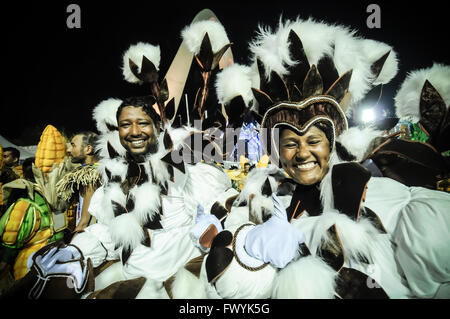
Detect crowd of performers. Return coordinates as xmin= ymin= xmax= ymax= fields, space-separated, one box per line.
xmin=0 ymin=9 xmax=449 ymax=299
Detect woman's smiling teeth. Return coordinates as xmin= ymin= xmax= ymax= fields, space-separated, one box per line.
xmin=295 ymin=162 xmax=317 ymax=170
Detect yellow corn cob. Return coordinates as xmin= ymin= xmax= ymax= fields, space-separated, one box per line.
xmin=26 ymin=227 xmax=52 ymax=246
xmin=13 ymin=241 xmax=48 ymax=280
xmin=35 ymin=125 xmax=66 ymax=173
xmin=2 ymin=201 xmax=37 ymax=245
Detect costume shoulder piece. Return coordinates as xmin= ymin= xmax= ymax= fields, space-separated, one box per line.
xmin=56 ymin=164 xmax=102 ymax=203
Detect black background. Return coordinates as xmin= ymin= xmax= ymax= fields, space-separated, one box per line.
xmin=1 ymin=0 xmax=448 ymax=146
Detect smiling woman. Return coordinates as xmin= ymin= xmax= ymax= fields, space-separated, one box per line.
xmin=279 ymin=125 xmax=330 ymax=186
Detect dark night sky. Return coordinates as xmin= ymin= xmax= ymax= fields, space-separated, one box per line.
xmin=1 ymin=0 xmax=449 ymax=146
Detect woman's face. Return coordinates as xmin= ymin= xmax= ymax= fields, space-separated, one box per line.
xmin=279 ymin=126 xmax=331 ymax=185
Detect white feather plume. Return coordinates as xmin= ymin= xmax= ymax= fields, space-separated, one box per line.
xmin=122 ymin=42 xmax=161 ymax=83
xmin=337 ymin=126 xmax=382 ymax=162
xmin=272 ymin=255 xmax=337 ymax=298
xmin=95 ymin=131 xmax=127 ymax=159
xmin=129 ymin=181 xmax=161 ymax=225
xmin=308 ymin=210 xmax=383 ymax=264
xmin=109 ymin=213 xmax=144 ymax=250
xmin=394 ymin=63 xmax=450 ymax=122
xmin=215 ymin=63 xmax=257 ymax=106
xmin=181 ymin=20 xmax=230 ymax=55
xmin=249 ymin=16 xmax=397 ymax=107
xmin=92 ymin=98 xmax=123 ymax=133
xmin=359 ymin=39 xmax=399 ymax=85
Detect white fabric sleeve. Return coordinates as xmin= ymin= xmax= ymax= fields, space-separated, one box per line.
xmin=71 ymin=223 xmax=119 ymax=268
xmin=394 ymin=186 xmax=450 ymax=298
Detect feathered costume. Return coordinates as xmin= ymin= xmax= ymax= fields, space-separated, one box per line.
xmin=177 ymin=17 xmax=450 ymax=299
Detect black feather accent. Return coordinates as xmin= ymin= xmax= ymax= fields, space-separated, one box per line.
xmin=251 ymin=88 xmax=273 ymax=117
xmin=140 ymin=55 xmax=159 ymax=83
xmin=107 ymin=142 xmax=120 ymax=159
xmin=317 ymin=54 xmax=340 ymax=92
xmin=420 ymin=80 xmax=446 ymax=138
xmin=318 ymin=224 xmax=344 ymax=272
xmin=211 ymin=43 xmax=233 ymax=71
xmin=370 ymin=50 xmax=391 ymax=82
xmin=141 ymin=228 xmax=151 ymax=247
xmin=325 ymin=70 xmax=353 ymax=102
xmin=112 ymin=200 xmax=127 ymax=217
xmin=197 ymin=33 xmax=213 ymax=71
xmin=211 ymin=230 xmax=233 ymax=249
xmin=336 ymin=268 xmax=389 ymax=299
xmin=161 ymin=152 xmax=186 ymax=174
xmin=302 ymin=65 xmax=323 ymax=97
xmin=210 ymin=202 xmax=228 ymax=220
xmin=164 ymin=98 xmax=175 ymax=122
xmin=261 ymin=177 xmax=272 ymax=196
xmin=121 ymin=246 xmax=133 ymax=265
xmin=286 ymin=29 xmax=310 ymax=92
xmin=335 ymin=141 xmax=357 ymax=161
xmin=105 ymin=167 xmax=112 ymax=181
xmin=105 ymin=123 xmax=118 ymax=131
xmin=143 ymin=214 xmax=163 ymax=230
xmin=126 ymin=194 xmax=135 ymax=213
xmin=163 ymin=130 xmax=174 ymax=150
xmin=205 ymin=246 xmax=233 ymax=283
xmin=225 ymin=95 xmax=247 ymax=128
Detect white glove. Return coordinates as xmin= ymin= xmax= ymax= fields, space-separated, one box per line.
xmin=244 ymin=193 xmax=306 ymax=268
xmin=190 ymin=204 xmax=223 ymax=252
xmin=32 ymin=244 xmax=88 ymax=291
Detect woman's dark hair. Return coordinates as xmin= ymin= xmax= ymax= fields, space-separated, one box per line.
xmin=278 ymin=120 xmax=334 ymax=150
xmin=116 ymin=96 xmax=161 ymax=125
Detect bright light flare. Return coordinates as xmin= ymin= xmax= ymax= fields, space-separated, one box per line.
xmin=361 ymin=108 xmax=375 ymax=123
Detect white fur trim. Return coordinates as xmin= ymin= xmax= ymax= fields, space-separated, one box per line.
xmin=181 ymin=20 xmax=230 ymax=55
xmin=394 ymin=63 xmax=450 ymax=122
xmin=237 ymin=164 xmax=280 ymax=205
xmin=337 ymin=126 xmax=382 ymax=162
xmin=308 ymin=210 xmax=382 ymax=264
xmin=96 ymin=131 xmax=127 ymax=159
xmin=92 ymin=98 xmax=122 ymax=133
xmin=171 ymin=267 xmax=207 ymax=299
xmin=359 ymin=39 xmax=398 ymax=85
xmin=272 ymin=255 xmax=337 ymax=298
xmin=97 ymin=157 xmax=128 ymax=182
xmin=319 ymin=150 xmax=343 ymax=212
xmin=215 ymin=64 xmax=257 ymax=106
xmin=122 ymin=42 xmax=161 ymax=83
xmin=129 ymin=181 xmax=161 ymax=225
xmin=109 ymin=213 xmax=144 ymax=250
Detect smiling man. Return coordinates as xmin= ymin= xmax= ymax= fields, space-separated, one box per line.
xmin=116 ymin=96 xmax=159 ymax=158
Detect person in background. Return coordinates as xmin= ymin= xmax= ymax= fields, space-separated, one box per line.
xmin=56 ymin=131 xmax=101 ymax=233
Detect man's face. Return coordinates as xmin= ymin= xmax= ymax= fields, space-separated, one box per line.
xmin=67 ymin=135 xmax=87 ymax=164
xmin=3 ymin=151 xmax=18 ymax=167
xmin=118 ymin=106 xmax=157 ymax=156
xmin=244 ymin=164 xmax=250 ymax=173
xmin=279 ymin=126 xmax=331 ymax=186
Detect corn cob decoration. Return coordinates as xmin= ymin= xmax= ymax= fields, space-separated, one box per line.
xmin=35 ymin=125 xmax=66 ymax=174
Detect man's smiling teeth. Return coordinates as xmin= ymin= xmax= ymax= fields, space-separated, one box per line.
xmin=131 ymin=140 xmax=145 ymax=146
xmin=296 ymin=162 xmax=316 ymax=169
